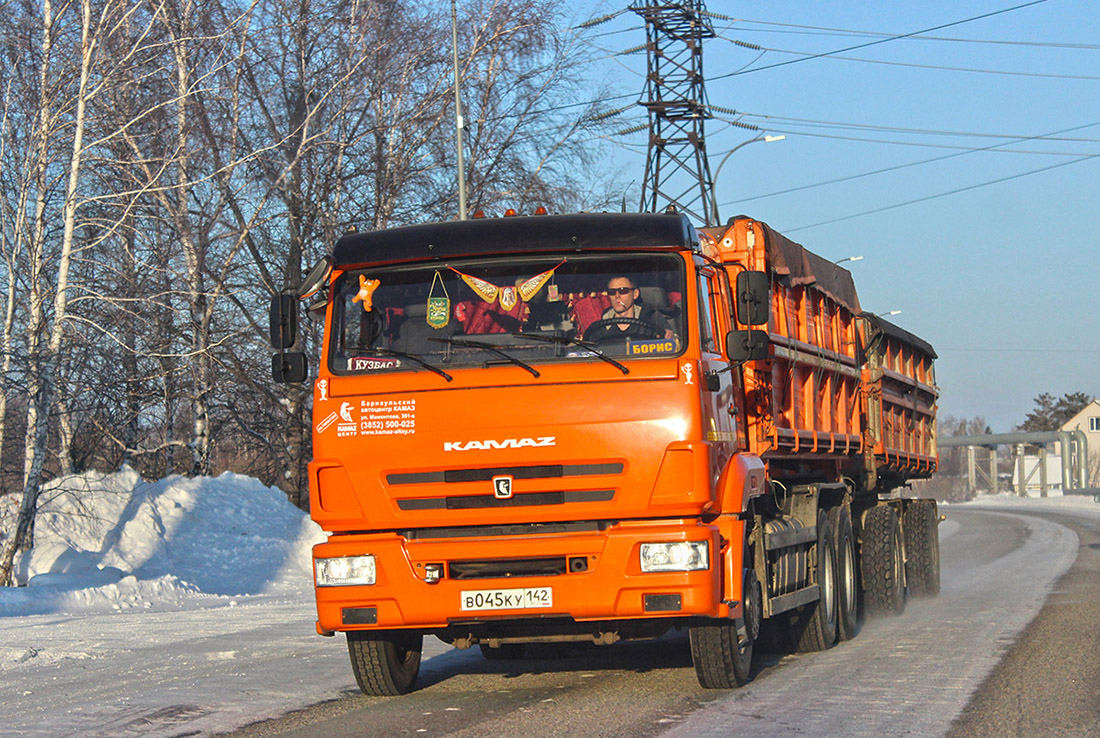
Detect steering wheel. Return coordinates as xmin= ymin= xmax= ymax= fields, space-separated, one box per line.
xmin=584 ymin=316 xmax=666 ymax=341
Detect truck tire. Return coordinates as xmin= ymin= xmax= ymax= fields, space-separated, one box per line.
xmin=828 ymin=505 xmax=858 ymax=641
xmin=903 ymin=500 xmax=941 ymax=597
xmin=795 ymin=508 xmax=838 ymax=652
xmin=479 ymin=643 xmax=526 ymax=660
xmin=690 ymin=570 xmax=760 ymax=688
xmin=347 ymin=630 xmax=423 ymax=696
xmin=861 ymin=505 xmax=905 ymax=618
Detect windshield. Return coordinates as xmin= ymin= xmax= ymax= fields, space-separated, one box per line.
xmin=329 ymin=253 xmax=686 ymax=376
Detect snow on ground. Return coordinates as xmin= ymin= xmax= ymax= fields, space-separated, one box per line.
xmin=949 ymin=488 xmax=1100 ymax=513
xmin=2 ymin=471 xmax=1099 ymax=737
xmin=2 ymin=468 xmax=323 ymax=611
xmin=0 ymin=469 xmax=374 ymax=737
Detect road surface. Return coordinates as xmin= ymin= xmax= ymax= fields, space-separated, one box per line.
xmin=229 ymin=503 xmax=1100 ymax=737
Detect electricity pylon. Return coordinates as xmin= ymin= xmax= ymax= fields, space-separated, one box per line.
xmin=631 ymin=0 xmax=717 ymax=225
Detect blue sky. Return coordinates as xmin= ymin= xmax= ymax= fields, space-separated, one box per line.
xmin=577 ymin=1 xmax=1100 ymax=431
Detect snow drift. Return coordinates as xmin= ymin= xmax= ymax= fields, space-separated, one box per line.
xmin=0 ymin=468 xmax=324 ymax=617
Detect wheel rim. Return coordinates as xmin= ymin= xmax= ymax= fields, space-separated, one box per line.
xmin=822 ymin=534 xmax=836 ymax=629
xmin=893 ymin=520 xmax=905 ymax=597
xmin=839 ymin=528 xmax=856 ymax=617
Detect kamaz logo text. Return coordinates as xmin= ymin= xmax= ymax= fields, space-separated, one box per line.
xmin=444 ymin=437 xmax=556 ymax=452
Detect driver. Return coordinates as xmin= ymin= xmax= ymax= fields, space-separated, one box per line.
xmin=584 ymin=276 xmax=675 ymax=342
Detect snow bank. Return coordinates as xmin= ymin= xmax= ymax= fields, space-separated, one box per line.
xmin=0 ymin=468 xmax=324 ymax=617
xmin=950 ymin=490 xmax=1100 ymax=511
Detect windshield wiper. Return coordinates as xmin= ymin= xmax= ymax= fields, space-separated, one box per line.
xmin=348 ymin=347 xmax=452 ymax=382
xmin=511 ymin=332 xmax=629 ymax=375
xmin=429 ymin=337 xmax=540 ymax=378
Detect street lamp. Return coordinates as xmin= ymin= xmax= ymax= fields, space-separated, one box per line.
xmin=833 ymin=256 xmax=864 ymax=265
xmin=882 ymin=310 xmax=902 ymax=317
xmin=451 ymin=0 xmax=467 ymax=220
xmin=711 ymin=134 xmax=785 ymax=224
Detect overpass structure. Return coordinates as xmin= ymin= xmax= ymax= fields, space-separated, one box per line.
xmin=939 ymin=430 xmax=1096 ymax=499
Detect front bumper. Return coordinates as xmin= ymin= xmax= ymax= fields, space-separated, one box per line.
xmin=313 ymin=518 xmax=726 ymax=633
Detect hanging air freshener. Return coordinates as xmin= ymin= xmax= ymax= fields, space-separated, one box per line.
xmin=426 ymin=271 xmax=451 ymax=328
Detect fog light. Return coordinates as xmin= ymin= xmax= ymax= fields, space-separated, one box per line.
xmin=424 ymin=564 xmax=444 ymax=583
xmin=315 ymin=555 xmax=376 ymax=586
xmin=639 ymin=541 xmax=708 ymax=572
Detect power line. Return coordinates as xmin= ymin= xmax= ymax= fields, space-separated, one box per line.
xmin=783 ymin=152 xmax=1100 ymax=232
xmin=711 ymin=17 xmax=1100 ymax=51
xmin=709 ymin=0 xmax=1051 ymax=81
xmin=729 ymin=113 xmax=1100 ymax=143
xmin=719 ymin=38 xmax=1100 ymax=81
xmin=712 ymin=117 xmax=1100 ymax=154
xmin=938 ymin=348 xmax=1100 ymax=354
xmin=718 ymin=120 xmax=1100 ymax=206
xmin=730 ymin=127 xmax=1098 ymax=154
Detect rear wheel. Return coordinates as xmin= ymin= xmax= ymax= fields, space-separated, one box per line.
xmin=795 ymin=508 xmax=838 ymax=651
xmin=861 ymin=505 xmax=905 ymax=617
xmin=904 ymin=500 xmax=941 ymax=597
xmin=347 ymin=630 xmax=423 ymax=696
xmin=690 ymin=569 xmax=760 ymax=688
xmin=829 ymin=505 xmax=858 ymax=641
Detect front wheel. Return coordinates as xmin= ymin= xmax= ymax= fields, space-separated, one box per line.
xmin=690 ymin=570 xmax=761 ymax=688
xmin=347 ymin=630 xmax=423 ymax=696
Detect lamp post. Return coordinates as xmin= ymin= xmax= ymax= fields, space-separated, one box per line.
xmin=833 ymin=256 xmax=864 ymax=265
xmin=711 ymin=134 xmax=785 ymax=224
xmin=451 ymin=0 xmax=467 ymax=220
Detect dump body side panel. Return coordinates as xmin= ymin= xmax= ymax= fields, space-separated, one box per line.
xmin=858 ymin=313 xmax=939 ymax=487
xmin=705 ymin=218 xmax=937 ymax=490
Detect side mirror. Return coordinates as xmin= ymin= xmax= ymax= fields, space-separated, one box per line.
xmin=726 ymin=329 xmax=770 ymax=362
xmin=735 ymin=271 xmax=769 ymax=326
xmin=270 ymin=294 xmax=298 ymax=349
xmin=298 ymin=255 xmax=334 ymax=299
xmin=272 ymin=352 xmax=308 ymax=383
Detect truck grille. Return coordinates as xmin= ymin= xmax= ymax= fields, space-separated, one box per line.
xmin=397 ymin=489 xmax=613 ymax=511
xmin=387 ymin=462 xmax=623 ymax=485
xmin=449 ymin=557 xmax=567 ymax=579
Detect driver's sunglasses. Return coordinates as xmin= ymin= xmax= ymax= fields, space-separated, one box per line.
xmin=606 ymin=287 xmax=634 ymax=296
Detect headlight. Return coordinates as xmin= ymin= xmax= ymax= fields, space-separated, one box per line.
xmin=639 ymin=541 xmax=709 ymax=572
xmin=315 ymin=555 xmax=376 ymax=586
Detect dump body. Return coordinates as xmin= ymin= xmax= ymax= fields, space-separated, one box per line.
xmin=702 ymin=217 xmax=938 ymax=493
xmin=858 ymin=313 xmax=939 ymax=488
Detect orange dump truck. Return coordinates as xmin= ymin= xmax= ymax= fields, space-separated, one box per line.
xmin=270 ymin=212 xmax=939 ymax=694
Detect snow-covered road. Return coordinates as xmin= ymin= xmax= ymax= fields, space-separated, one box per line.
xmin=2 ymin=469 xmax=1097 ymax=737
xmin=668 ymin=506 xmax=1080 ymax=737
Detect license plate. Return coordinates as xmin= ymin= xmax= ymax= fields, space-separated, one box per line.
xmin=460 ymin=587 xmax=553 ymax=612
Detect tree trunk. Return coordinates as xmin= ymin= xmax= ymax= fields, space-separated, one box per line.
xmin=1 ymin=0 xmax=91 ymax=585
xmin=0 ymin=0 xmax=58 ymax=587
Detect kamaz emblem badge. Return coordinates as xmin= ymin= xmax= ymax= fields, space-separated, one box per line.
xmin=493 ymin=475 xmax=514 ymax=499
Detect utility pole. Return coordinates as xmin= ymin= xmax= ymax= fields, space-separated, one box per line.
xmin=451 ymin=0 xmax=467 ymax=220
xmin=632 ymin=0 xmax=716 ymax=225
